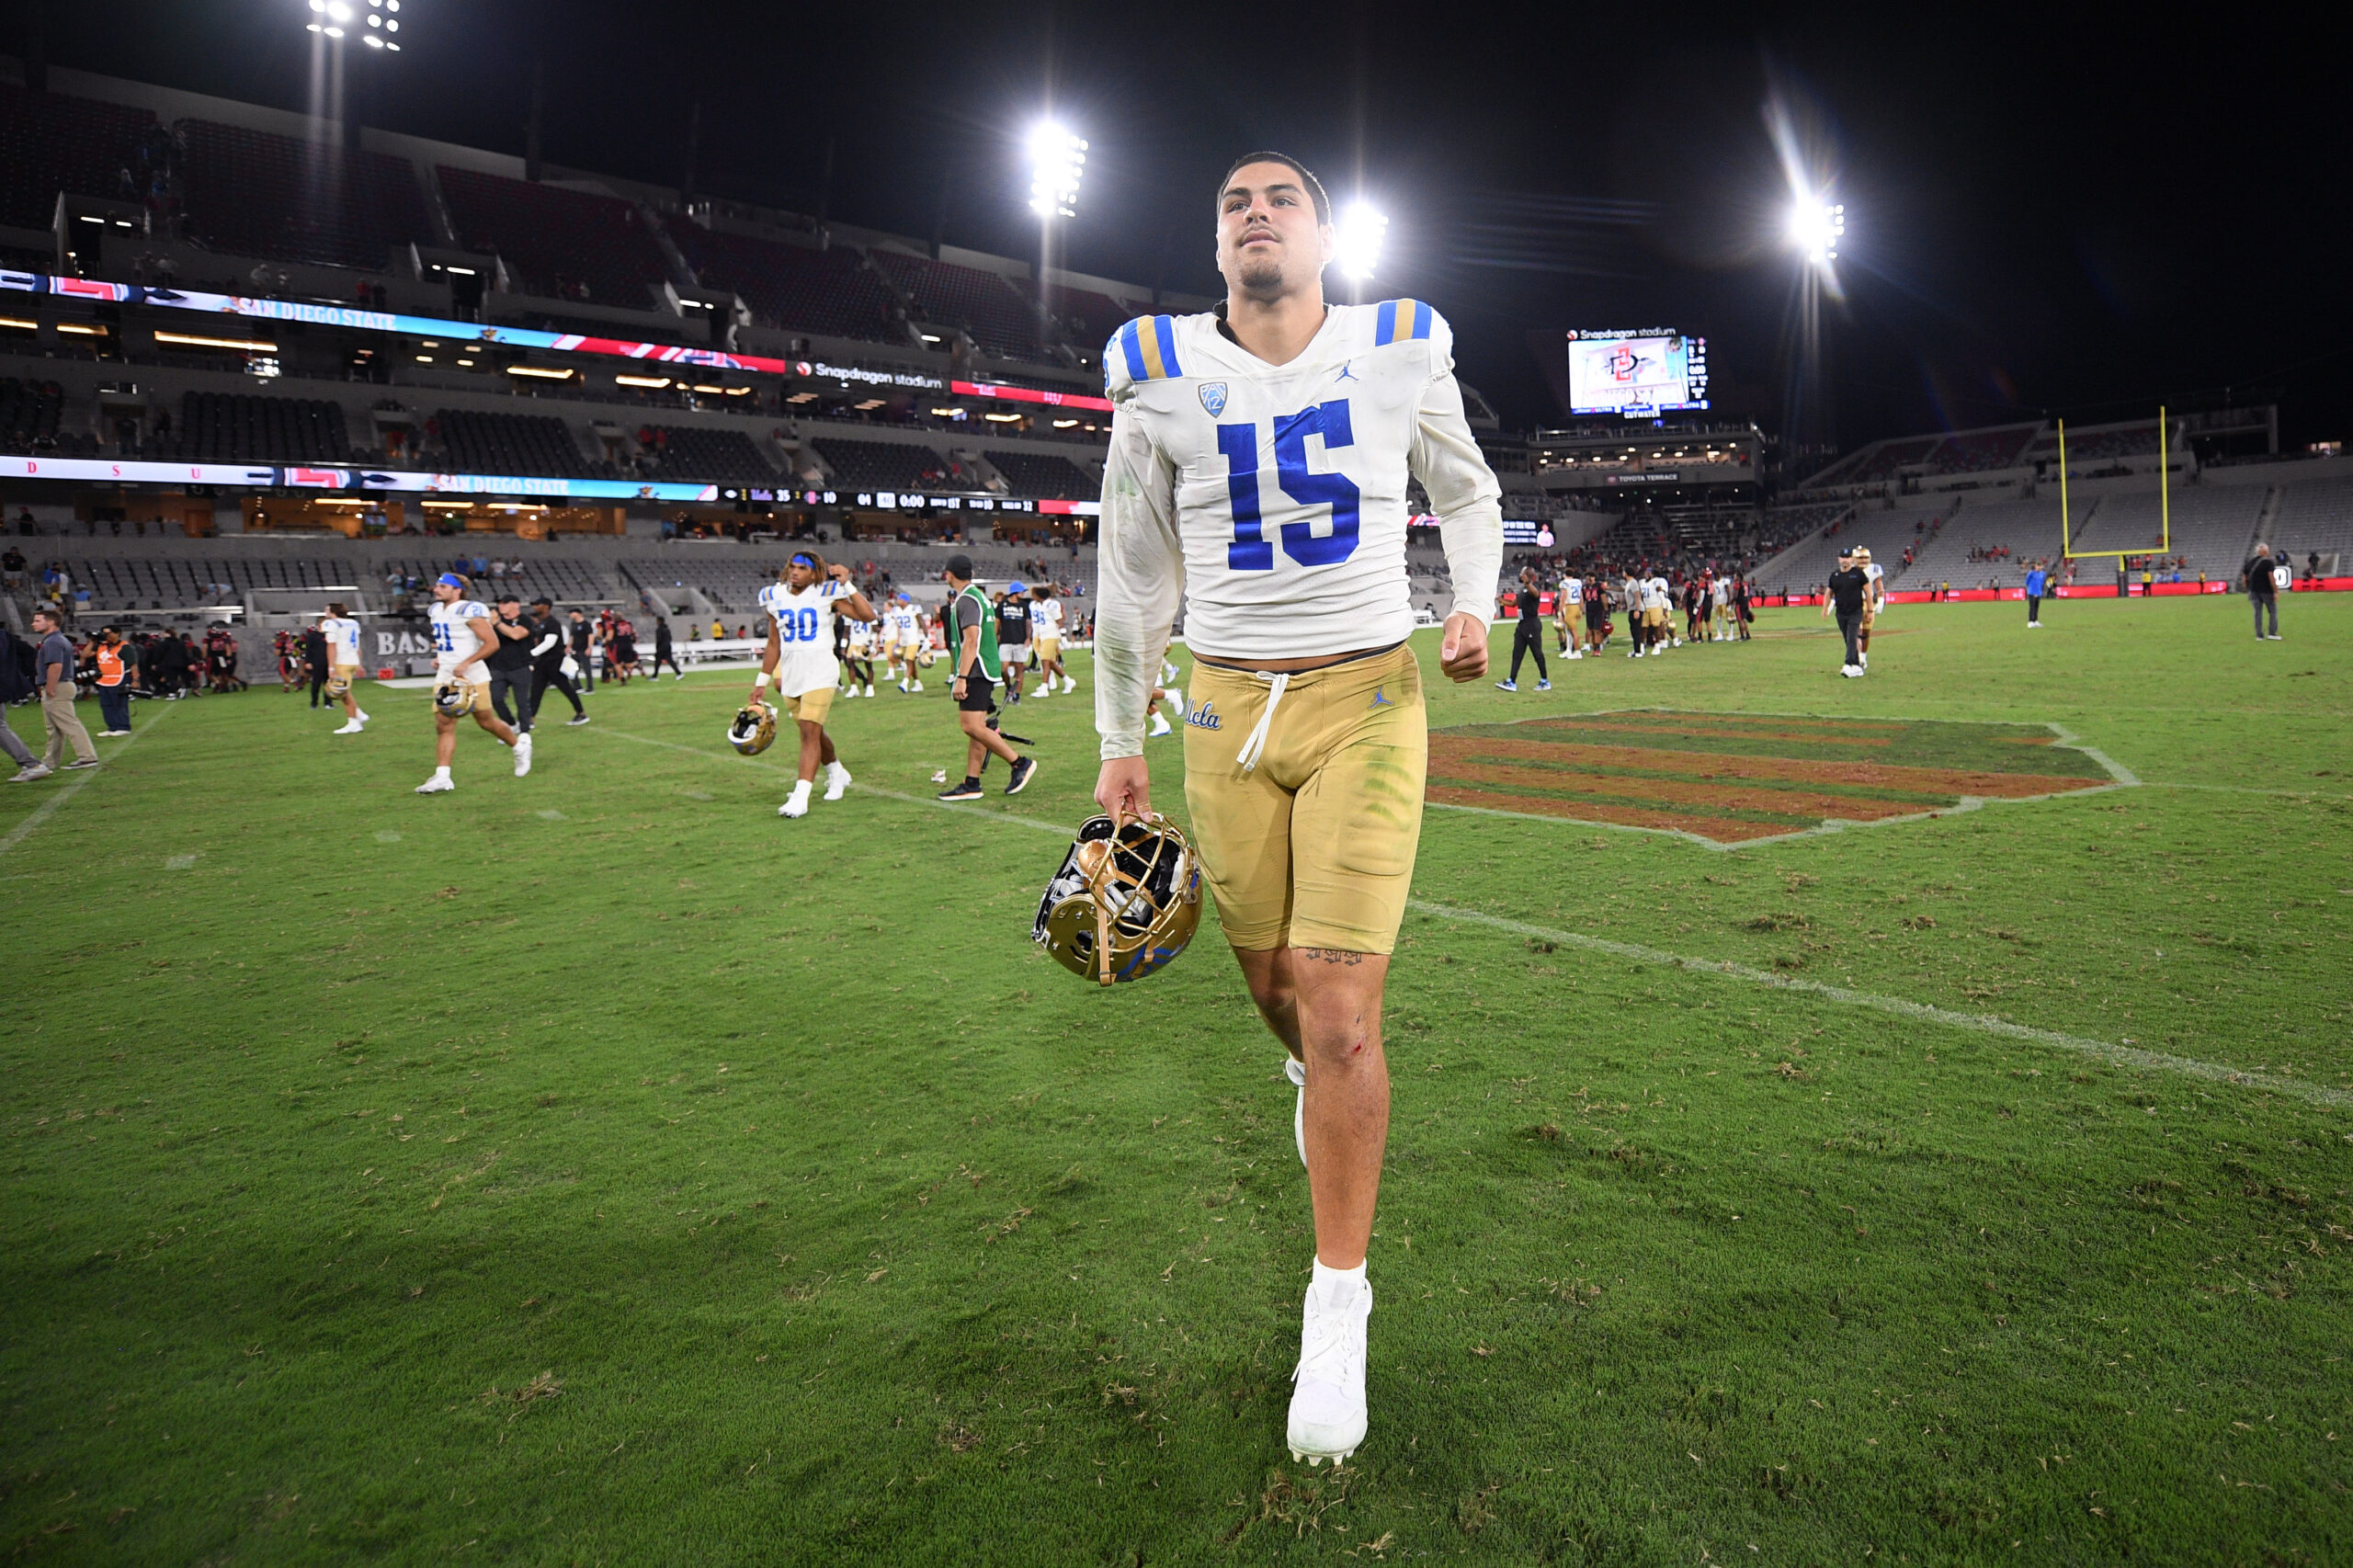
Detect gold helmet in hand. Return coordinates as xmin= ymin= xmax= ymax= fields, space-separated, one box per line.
xmin=1033 ymin=812 xmax=1201 ymax=985
xmin=727 ymin=701 xmax=779 ymax=756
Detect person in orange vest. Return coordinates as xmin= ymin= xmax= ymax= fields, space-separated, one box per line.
xmin=92 ymin=625 xmax=135 ymax=736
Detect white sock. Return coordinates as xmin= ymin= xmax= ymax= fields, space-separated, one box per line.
xmin=1311 ymin=1258 xmax=1367 ymax=1306
xmin=790 ymin=778 xmax=812 ymax=800
xmin=434 ymin=766 xmax=451 ymax=779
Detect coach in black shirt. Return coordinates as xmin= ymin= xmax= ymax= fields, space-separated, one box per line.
xmin=567 ymin=608 xmax=596 ymax=691
xmin=529 ymin=596 xmax=587 ymax=723
xmin=1824 ymin=551 xmax=1870 ymax=676
xmin=485 ymin=593 xmax=539 ymax=732
xmin=301 ymin=621 xmax=330 ymax=708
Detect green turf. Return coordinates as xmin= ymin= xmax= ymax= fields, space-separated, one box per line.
xmin=4 ymin=594 xmax=2349 ymax=1564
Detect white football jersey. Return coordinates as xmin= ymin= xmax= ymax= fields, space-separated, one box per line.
xmin=888 ymin=606 xmax=918 ymax=642
xmin=1644 ymin=576 xmax=1671 ymax=611
xmin=428 ymin=598 xmax=491 ymax=677
xmin=1032 ymin=598 xmax=1064 ymax=637
xmin=758 ymin=578 xmax=854 ymax=696
xmin=320 ymin=616 xmax=362 ymax=665
xmin=1094 ymin=301 xmax=1503 ymax=757
xmin=1561 ymin=576 xmax=1582 ymax=606
xmin=1864 ymin=562 xmax=1886 ymax=601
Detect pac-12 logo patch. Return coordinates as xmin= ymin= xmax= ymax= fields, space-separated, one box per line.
xmin=1187 ymin=698 xmax=1221 ymax=730
xmin=1198 ymin=381 xmax=1229 ymax=417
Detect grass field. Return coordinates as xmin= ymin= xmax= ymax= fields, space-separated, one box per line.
xmin=5 ymin=593 xmax=2350 ymax=1565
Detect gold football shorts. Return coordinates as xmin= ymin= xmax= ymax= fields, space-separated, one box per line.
xmin=785 ymin=686 xmax=835 ymax=725
xmin=1037 ymin=635 xmax=1061 ymax=660
xmin=1181 ymin=642 xmax=1427 ymax=955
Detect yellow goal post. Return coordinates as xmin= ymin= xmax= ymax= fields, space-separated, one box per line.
xmin=2059 ymin=406 xmax=2172 ymax=560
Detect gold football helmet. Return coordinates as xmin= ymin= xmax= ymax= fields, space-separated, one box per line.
xmin=324 ymin=672 xmax=352 ymax=699
xmin=433 ymin=682 xmax=477 ymax=718
xmin=1033 ymin=812 xmax=1201 ymax=985
xmin=728 ymin=701 xmax=779 ymax=756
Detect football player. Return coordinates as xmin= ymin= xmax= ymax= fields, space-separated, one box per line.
xmin=752 ymin=552 xmax=875 ymax=818
xmin=887 ymin=593 xmax=926 ymax=692
xmin=1855 ymin=546 xmax=1886 ymax=669
xmin=416 ymin=574 xmax=529 ymax=793
xmin=1091 ymin=153 xmax=1503 ymax=1469
xmin=1555 ymin=568 xmax=1583 ymax=658
xmin=319 ymin=601 xmax=369 ymax=733
xmin=1030 ymin=585 xmax=1075 ymax=697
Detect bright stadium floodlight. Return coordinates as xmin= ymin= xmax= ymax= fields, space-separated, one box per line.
xmin=1790 ymin=197 xmax=1845 ymax=267
xmin=1027 ymin=124 xmax=1087 ymax=220
xmin=1333 ymin=201 xmax=1389 ymax=281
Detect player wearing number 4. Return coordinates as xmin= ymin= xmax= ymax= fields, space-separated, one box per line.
xmin=1093 ymin=153 xmax=1504 ymax=1469
xmin=753 ymin=552 xmax=877 ymax=818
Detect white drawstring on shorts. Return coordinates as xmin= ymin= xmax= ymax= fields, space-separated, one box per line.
xmin=1233 ymin=670 xmax=1290 ymax=773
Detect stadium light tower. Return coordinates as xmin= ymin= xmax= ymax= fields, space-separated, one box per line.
xmin=1790 ymin=196 xmax=1844 ymax=267
xmin=307 ymin=0 xmax=404 ymax=51
xmin=1333 ymin=201 xmax=1389 ymax=299
xmin=1027 ymin=124 xmax=1087 ymax=220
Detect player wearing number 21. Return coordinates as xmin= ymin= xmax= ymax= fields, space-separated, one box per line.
xmin=753 ymin=552 xmax=877 ymax=819
xmin=1092 ymin=153 xmax=1505 ymax=1466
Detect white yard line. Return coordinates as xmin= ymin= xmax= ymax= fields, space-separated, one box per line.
xmin=1404 ymin=899 xmax=2348 ymax=1109
xmin=0 ymin=703 xmax=171 ymax=859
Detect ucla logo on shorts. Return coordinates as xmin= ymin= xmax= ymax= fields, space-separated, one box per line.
xmin=1187 ymin=698 xmax=1221 ymax=730
xmin=1198 ymin=381 xmax=1228 ymax=418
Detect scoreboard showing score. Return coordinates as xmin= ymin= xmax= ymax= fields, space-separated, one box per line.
xmin=1565 ymin=329 xmax=1710 ymax=417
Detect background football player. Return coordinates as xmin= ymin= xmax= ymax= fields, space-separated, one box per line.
xmin=751 ymin=552 xmax=874 ymax=818
xmin=1091 ymin=153 xmax=1503 ymax=1469
xmin=318 ymin=601 xmax=369 ymax=733
xmin=887 ymin=593 xmax=926 ymax=693
xmin=1856 ymin=546 xmax=1886 ymax=668
xmin=1029 ymin=584 xmax=1075 ymax=697
xmin=417 ymin=574 xmax=529 ymax=793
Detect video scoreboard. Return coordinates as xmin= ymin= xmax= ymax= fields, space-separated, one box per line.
xmin=1565 ymin=329 xmax=1710 ymax=417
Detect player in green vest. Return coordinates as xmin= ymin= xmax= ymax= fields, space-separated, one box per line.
xmin=937 ymin=554 xmax=1036 ymax=801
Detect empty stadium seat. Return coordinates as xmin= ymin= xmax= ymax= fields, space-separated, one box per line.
xmin=637 ymin=425 xmax=777 ymax=484
xmin=663 ymin=218 xmax=904 ymax=343
xmin=983 ymin=449 xmax=1096 ymax=500
xmin=0 ymin=377 xmax=66 ymax=449
xmin=0 ymin=85 xmax=156 ymax=230
xmin=438 ymin=166 xmax=671 ymax=306
xmin=162 ymin=392 xmax=352 ymax=465
xmin=1040 ymin=284 xmax=1142 ymax=351
xmin=178 ymin=119 xmax=432 ymax=270
xmin=869 ymin=251 xmax=1051 ymax=362
xmin=812 ymin=437 xmax=966 ymax=492
xmin=432 ymin=408 xmax=593 ymax=477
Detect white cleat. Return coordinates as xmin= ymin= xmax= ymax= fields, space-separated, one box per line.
xmin=355 ymin=710 xmax=371 ymax=722
xmin=1288 ymin=1276 xmax=1370 ymax=1467
xmin=415 ymin=775 xmax=453 ymax=793
xmin=513 ymin=732 xmax=533 ymax=776
xmin=335 ymin=721 xmax=365 ymax=734
xmin=823 ymin=762 xmax=851 ymax=802
xmin=1148 ymin=713 xmax=1173 ymax=737
xmin=909 ymin=680 xmax=924 ymax=693
xmin=1285 ymin=1056 xmax=1307 ymax=1166
xmin=1063 ymin=676 xmax=1075 ymax=694
xmin=779 ymin=789 xmax=811 ymax=819
xmin=1035 ymin=685 xmax=1051 ymax=698
xmin=862 ymin=684 xmax=875 ymax=698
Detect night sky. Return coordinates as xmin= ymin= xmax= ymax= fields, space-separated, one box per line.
xmin=25 ymin=1 xmax=2353 ymax=450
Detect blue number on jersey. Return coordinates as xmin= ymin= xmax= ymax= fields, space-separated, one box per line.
xmin=434 ymin=621 xmax=455 ymax=652
xmin=798 ymin=607 xmax=819 ymax=643
xmin=1216 ymin=423 xmax=1270 ymax=571
xmin=1219 ymin=400 xmax=1359 ymax=570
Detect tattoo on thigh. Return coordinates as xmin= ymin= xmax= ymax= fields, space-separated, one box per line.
xmin=1295 ymin=948 xmax=1367 ymax=966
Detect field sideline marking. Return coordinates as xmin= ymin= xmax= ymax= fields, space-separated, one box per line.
xmin=592 ymin=718 xmax=2339 ymax=1110
xmin=1405 ymin=898 xmax=2348 ymax=1109
xmin=0 ymin=704 xmax=172 ymax=859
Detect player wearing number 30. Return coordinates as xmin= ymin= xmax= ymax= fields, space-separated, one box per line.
xmin=752 ymin=551 xmax=877 ymax=819
xmin=1092 ymin=153 xmax=1504 ymax=1469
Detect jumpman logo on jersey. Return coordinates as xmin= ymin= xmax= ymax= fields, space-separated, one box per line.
xmin=1369 ymin=687 xmax=1392 ymax=708
xmin=1333 ymin=360 xmax=1358 ymax=383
